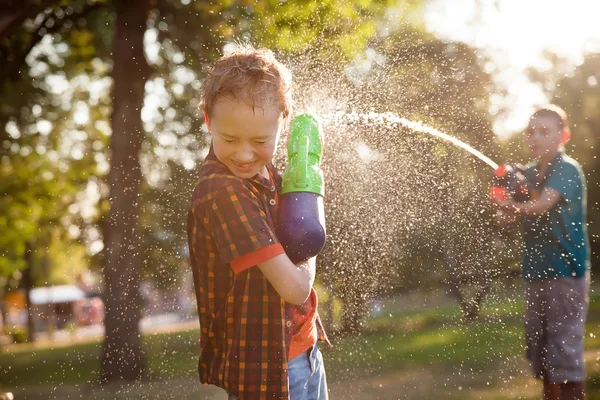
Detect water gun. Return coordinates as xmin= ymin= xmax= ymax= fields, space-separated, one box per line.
xmin=489 ymin=164 xmax=531 ymax=203
xmin=275 ymin=114 xmax=326 ymax=263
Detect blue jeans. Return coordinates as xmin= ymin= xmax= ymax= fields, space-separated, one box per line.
xmin=288 ymin=343 xmax=328 ymax=400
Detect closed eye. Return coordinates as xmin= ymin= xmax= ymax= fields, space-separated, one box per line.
xmin=219 ymin=135 xmax=236 ymax=143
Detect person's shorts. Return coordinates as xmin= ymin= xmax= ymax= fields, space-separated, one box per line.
xmin=524 ymin=272 xmax=590 ymax=383
xmin=288 ymin=342 xmax=328 ymax=400
xmin=228 ymin=343 xmax=328 ymax=400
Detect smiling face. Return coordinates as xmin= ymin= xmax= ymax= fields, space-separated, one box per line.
xmin=526 ymin=113 xmax=564 ymax=159
xmin=206 ymin=98 xmax=285 ymax=179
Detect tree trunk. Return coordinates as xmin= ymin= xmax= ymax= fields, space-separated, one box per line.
xmin=446 ymin=278 xmax=491 ymax=322
xmin=23 ymin=242 xmax=35 ymax=343
xmin=43 ymin=249 xmax=56 ymax=340
xmin=100 ymin=0 xmax=151 ymax=383
xmin=0 ymin=0 xmax=59 ymax=39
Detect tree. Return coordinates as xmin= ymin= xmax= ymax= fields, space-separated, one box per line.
xmin=99 ymin=0 xmax=151 ymax=382
xmin=0 ymin=0 xmax=106 ymax=342
xmin=309 ymin=26 xmax=501 ymax=331
xmin=1 ymin=0 xmax=404 ymax=380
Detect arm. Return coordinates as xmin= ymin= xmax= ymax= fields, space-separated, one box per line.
xmin=495 ymin=209 xmax=519 ymax=226
xmin=209 ymin=184 xmax=315 ymax=305
xmin=258 ymin=256 xmax=315 ymax=305
xmin=496 ymin=187 xmax=562 ymax=216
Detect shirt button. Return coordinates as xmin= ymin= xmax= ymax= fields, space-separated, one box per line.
xmin=269 ymin=186 xmax=276 ymax=192
xmin=286 ymin=321 xmax=292 ymax=327
xmin=269 ymin=199 xmax=276 ymax=206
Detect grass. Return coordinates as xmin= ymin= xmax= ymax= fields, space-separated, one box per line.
xmin=0 ymin=329 xmax=202 ymax=388
xmin=1 ymin=289 xmax=600 ymax=399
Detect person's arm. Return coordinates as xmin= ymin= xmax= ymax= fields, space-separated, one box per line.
xmin=495 ymin=209 xmax=519 ymax=226
xmin=209 ymin=184 xmax=315 ymax=305
xmin=258 ymin=256 xmax=315 ymax=305
xmin=495 ymin=187 xmax=562 ymax=216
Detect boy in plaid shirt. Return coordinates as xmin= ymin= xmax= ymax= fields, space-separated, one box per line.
xmin=187 ymin=45 xmax=329 ymax=400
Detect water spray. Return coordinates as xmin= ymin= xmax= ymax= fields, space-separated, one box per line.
xmin=323 ymin=111 xmax=499 ymax=169
xmin=276 ymin=114 xmax=327 ymax=263
xmin=322 ymin=111 xmax=530 ymax=203
xmin=274 ymin=110 xmax=530 ymax=259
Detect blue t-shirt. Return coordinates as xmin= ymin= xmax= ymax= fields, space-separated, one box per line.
xmin=522 ymin=150 xmax=590 ymax=280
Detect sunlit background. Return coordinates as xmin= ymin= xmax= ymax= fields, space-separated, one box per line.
xmin=1 ymin=0 xmax=600 ymax=399
xmin=426 ymin=0 xmax=600 ymax=134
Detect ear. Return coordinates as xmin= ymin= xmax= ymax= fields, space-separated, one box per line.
xmin=561 ymin=127 xmax=571 ymax=144
xmin=203 ymin=109 xmax=211 ymax=132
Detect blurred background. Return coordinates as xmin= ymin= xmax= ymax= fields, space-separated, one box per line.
xmin=0 ymin=0 xmax=599 ymax=399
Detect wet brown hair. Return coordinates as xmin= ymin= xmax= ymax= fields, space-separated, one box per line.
xmin=202 ymin=44 xmax=292 ymax=119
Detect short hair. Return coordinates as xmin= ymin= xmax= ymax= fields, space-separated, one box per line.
xmin=530 ymin=104 xmax=568 ymax=132
xmin=202 ymin=44 xmax=293 ymax=119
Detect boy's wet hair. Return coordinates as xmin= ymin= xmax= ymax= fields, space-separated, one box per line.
xmin=530 ymin=104 xmax=568 ymax=132
xmin=202 ymin=44 xmax=292 ymax=119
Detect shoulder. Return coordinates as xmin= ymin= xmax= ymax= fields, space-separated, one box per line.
xmin=559 ymin=153 xmax=583 ymax=173
xmin=552 ymin=153 xmax=585 ymax=182
xmin=190 ymin=159 xmax=257 ymax=213
xmin=193 ymin=173 xmax=257 ymax=207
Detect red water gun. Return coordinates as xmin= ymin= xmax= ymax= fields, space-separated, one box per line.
xmin=489 ymin=164 xmax=531 ymax=203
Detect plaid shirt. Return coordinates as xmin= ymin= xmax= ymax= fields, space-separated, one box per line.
xmin=187 ymin=148 xmax=328 ymax=400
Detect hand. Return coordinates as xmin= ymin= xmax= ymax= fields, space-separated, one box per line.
xmin=491 ymin=197 xmax=519 ymax=212
xmin=495 ymin=209 xmax=518 ymax=226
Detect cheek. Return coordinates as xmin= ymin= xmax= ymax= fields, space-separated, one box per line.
xmin=256 ymin=143 xmax=277 ymax=161
xmin=212 ymin=139 xmax=233 ymax=158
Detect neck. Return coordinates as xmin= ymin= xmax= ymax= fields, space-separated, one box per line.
xmin=538 ymin=148 xmax=561 ymax=174
xmin=259 ymin=165 xmax=269 ymax=179
xmin=541 ymin=148 xmax=561 ymax=164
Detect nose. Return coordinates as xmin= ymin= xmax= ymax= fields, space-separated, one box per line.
xmin=235 ymin=145 xmax=254 ymax=162
xmin=528 ymin=133 xmax=541 ymax=144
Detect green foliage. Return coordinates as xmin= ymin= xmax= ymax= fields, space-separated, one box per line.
xmin=184 ymin=0 xmax=403 ymax=61
xmin=133 ymin=0 xmax=414 ymax=290
xmin=1 ymin=0 xmax=500 ymax=329
xmin=0 ymin=1 xmax=111 ymax=289
xmin=365 ymin=27 xmax=496 ymax=155
xmin=3 ymin=326 xmax=28 ymax=344
xmin=308 ymin=25 xmax=502 ymax=328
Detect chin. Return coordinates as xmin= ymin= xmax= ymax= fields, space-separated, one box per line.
xmin=529 ymin=149 xmax=542 ymax=158
xmin=233 ymin=171 xmax=257 ymax=179
xmin=230 ymin=166 xmax=261 ymax=179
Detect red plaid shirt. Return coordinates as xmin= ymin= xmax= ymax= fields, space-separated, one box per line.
xmin=187 ymin=148 xmax=328 ymax=400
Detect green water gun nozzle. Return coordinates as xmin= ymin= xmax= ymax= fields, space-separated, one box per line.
xmin=281 ymin=114 xmax=324 ymax=196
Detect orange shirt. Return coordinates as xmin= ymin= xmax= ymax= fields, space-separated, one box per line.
xmin=288 ymin=289 xmax=318 ymax=359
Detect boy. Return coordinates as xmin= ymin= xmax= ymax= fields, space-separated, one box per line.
xmin=187 ymin=46 xmax=329 ymax=400
xmin=494 ymin=105 xmax=590 ymax=400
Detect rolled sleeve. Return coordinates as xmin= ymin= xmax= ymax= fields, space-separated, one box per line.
xmin=209 ymin=183 xmax=283 ymax=273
